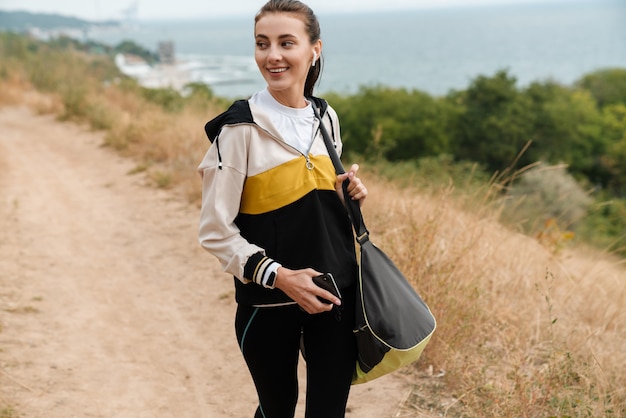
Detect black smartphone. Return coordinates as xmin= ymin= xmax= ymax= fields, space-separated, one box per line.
xmin=312 ymin=273 xmax=342 ymax=304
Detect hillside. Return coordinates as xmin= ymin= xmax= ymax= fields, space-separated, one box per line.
xmin=0 ymin=105 xmax=410 ymax=417
xmin=0 ymin=40 xmax=624 ymax=415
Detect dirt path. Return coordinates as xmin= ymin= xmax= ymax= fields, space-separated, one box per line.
xmin=0 ymin=107 xmax=408 ymax=418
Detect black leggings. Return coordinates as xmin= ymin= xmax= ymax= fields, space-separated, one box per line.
xmin=235 ymin=286 xmax=356 ymax=418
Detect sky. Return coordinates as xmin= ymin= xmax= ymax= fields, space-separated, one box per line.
xmin=0 ymin=0 xmax=571 ymax=21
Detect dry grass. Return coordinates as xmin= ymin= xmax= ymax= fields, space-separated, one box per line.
xmin=1 ymin=58 xmax=625 ymax=416
xmin=0 ymin=70 xmax=61 ymax=114
xmin=0 ymin=56 xmax=218 ymax=201
xmin=363 ymin=179 xmax=626 ymax=417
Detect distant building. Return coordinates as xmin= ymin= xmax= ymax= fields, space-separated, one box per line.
xmin=158 ymin=41 xmax=175 ymax=65
xmin=114 ymin=53 xmax=191 ymax=91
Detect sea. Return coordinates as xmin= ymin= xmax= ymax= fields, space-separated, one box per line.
xmin=85 ymin=0 xmax=626 ymax=99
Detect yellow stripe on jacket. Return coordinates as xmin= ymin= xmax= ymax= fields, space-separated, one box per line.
xmin=240 ymin=154 xmax=336 ymax=215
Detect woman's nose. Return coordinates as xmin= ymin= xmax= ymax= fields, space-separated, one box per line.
xmin=267 ymin=46 xmax=281 ymax=61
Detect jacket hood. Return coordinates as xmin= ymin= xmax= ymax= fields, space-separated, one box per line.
xmin=204 ymin=96 xmax=329 ymax=143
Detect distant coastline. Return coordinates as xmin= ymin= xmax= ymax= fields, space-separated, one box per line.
xmin=0 ymin=10 xmax=120 ymax=31
xmin=90 ymin=0 xmax=626 ymax=98
xmin=2 ymin=1 xmax=625 ymax=99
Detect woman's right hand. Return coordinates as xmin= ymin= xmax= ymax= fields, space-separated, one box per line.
xmin=335 ymin=163 xmax=368 ymax=207
xmin=274 ymin=267 xmax=341 ymax=314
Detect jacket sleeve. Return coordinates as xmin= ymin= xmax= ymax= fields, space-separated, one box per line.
xmin=197 ymin=124 xmax=279 ymax=286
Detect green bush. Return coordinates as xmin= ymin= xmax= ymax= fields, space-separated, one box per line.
xmin=328 ymin=86 xmax=454 ymax=161
xmin=578 ymin=196 xmax=626 ymax=256
xmin=577 ymin=68 xmax=626 ymax=108
xmin=600 ymin=104 xmax=626 ymax=195
xmin=140 ymin=87 xmax=184 ymax=112
xmin=525 ymin=81 xmax=607 ymax=184
xmin=114 ymin=40 xmax=159 ymax=65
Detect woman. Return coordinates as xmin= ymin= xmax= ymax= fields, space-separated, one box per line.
xmin=198 ymin=1 xmax=367 ymax=416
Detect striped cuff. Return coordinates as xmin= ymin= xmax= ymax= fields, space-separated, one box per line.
xmin=244 ymin=252 xmax=282 ymax=289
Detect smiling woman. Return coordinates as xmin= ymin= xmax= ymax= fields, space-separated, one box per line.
xmin=254 ymin=13 xmax=321 ymax=108
xmin=197 ymin=1 xmax=369 ymax=417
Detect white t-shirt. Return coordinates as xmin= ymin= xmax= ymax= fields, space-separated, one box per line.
xmin=249 ymin=88 xmax=316 ymax=155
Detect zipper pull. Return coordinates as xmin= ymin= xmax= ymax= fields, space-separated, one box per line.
xmin=305 ymin=156 xmax=314 ymax=170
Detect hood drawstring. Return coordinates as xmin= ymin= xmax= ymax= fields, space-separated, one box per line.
xmin=215 ymin=136 xmax=223 ymax=170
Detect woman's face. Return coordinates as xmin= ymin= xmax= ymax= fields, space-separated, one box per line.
xmin=255 ymin=13 xmax=321 ymax=104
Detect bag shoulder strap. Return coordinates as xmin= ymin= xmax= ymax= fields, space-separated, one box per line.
xmin=312 ymin=103 xmax=370 ymax=245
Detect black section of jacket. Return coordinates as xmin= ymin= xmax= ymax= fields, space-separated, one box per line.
xmin=203 ymin=96 xmax=357 ymax=306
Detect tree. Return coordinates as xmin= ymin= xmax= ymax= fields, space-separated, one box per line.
xmin=114 ymin=40 xmax=158 ymax=65
xmin=577 ymin=68 xmax=626 ymax=108
xmin=601 ymin=104 xmax=626 ymax=196
xmin=525 ymin=81 xmax=606 ymax=183
xmin=329 ymin=86 xmax=453 ymax=161
xmin=452 ymin=70 xmax=535 ymax=173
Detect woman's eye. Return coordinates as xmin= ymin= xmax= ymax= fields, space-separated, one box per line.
xmin=282 ymin=41 xmax=295 ymax=47
xmin=256 ymin=42 xmax=267 ymax=49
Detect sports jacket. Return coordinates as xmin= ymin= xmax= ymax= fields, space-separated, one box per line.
xmin=198 ymin=95 xmax=357 ymax=306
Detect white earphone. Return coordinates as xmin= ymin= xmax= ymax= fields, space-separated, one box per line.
xmin=312 ymin=51 xmax=317 ymax=67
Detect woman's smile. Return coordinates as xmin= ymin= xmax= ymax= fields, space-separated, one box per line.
xmin=268 ymin=67 xmax=289 ymax=74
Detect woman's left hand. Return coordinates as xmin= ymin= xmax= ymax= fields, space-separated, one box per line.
xmin=335 ymin=163 xmax=368 ymax=207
